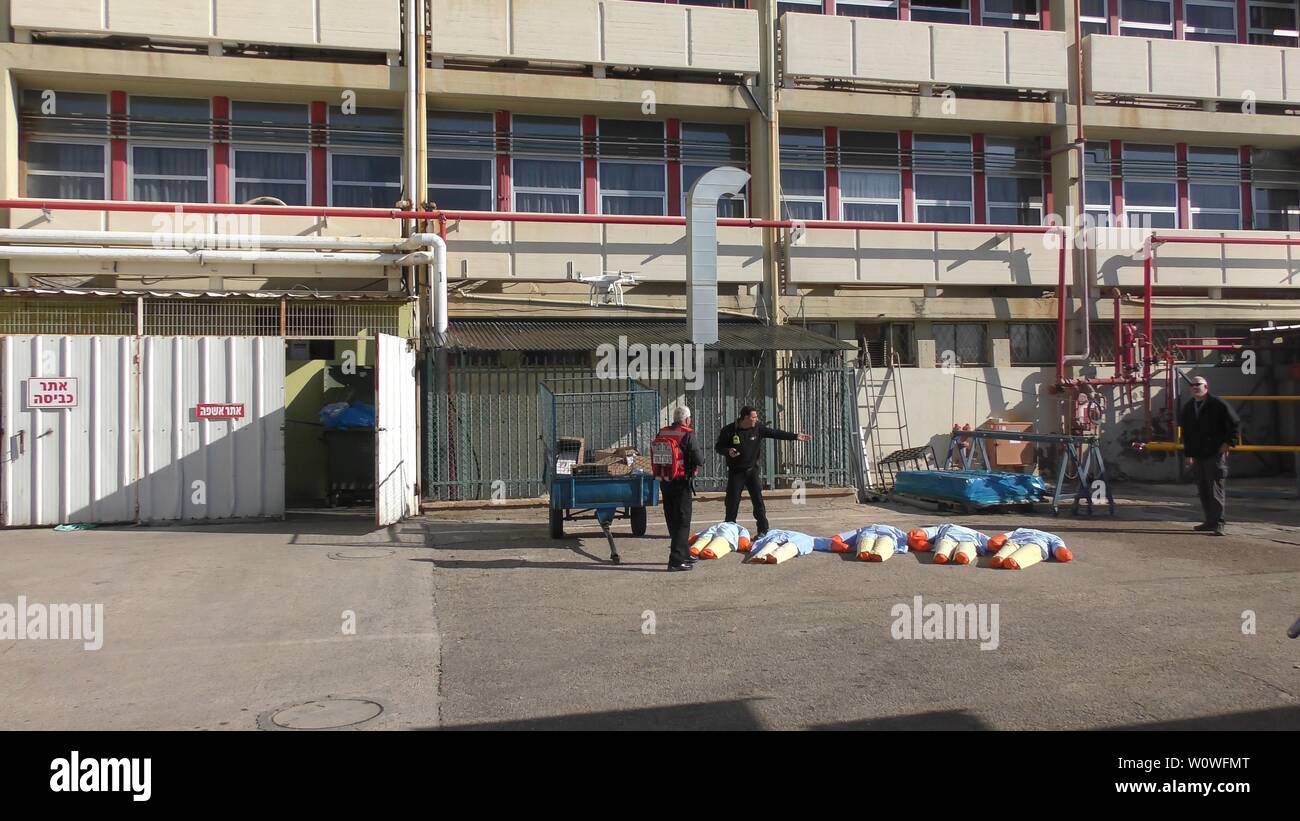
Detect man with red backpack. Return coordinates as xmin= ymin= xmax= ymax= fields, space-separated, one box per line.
xmin=652 ymin=405 xmax=706 ymax=572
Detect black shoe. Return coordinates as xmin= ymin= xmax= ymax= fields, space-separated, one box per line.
xmin=1193 ymin=522 xmax=1215 ymax=532
xmin=667 ymin=560 xmax=694 ymax=572
xmin=756 ymin=531 xmax=769 ymax=539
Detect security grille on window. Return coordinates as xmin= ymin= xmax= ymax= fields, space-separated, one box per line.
xmin=129 ymin=96 xmax=211 ymax=203
xmin=983 ymin=0 xmax=1041 ymax=28
xmin=231 ymin=101 xmax=309 ymax=205
xmin=857 ymin=322 xmax=915 ymax=367
xmin=522 ymin=351 xmax=593 ymax=368
xmin=914 ymin=134 xmax=973 ymax=224
xmin=836 ymin=0 xmax=900 ymax=19
xmin=911 ymin=0 xmax=971 ymax=24
xmin=1120 ymin=0 xmax=1174 ymax=38
xmin=1154 ymin=324 xmax=1194 ymax=362
xmin=513 ymin=115 xmax=583 ymax=214
xmin=986 ymin=138 xmax=1044 ymax=225
xmin=1251 ymin=148 xmax=1300 ymax=230
xmin=1084 ymin=142 xmax=1115 ymax=227
xmin=1248 ymin=0 xmax=1299 ymax=46
xmin=1188 ymin=147 xmax=1241 ymax=230
xmin=933 ymin=324 xmax=988 ymax=366
xmin=1010 ymin=323 xmax=1057 ymax=365
xmin=1080 ymin=0 xmax=1110 ymax=35
xmin=599 ymin=119 xmax=667 ymax=217
xmin=840 ymin=131 xmax=901 ymax=222
xmin=1122 ymin=143 xmax=1178 ymax=229
xmin=428 ymin=110 xmax=495 ymax=211
xmin=1186 ymin=0 xmax=1238 ymax=42
xmin=328 ymin=106 xmax=402 ymax=208
xmin=21 ymin=90 xmax=108 ymax=200
xmin=780 ymin=128 xmax=826 ymax=221
xmin=681 ymin=123 xmax=748 ymax=217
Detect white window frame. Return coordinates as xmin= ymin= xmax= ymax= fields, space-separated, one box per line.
xmin=1122 ymin=143 xmax=1178 ymax=229
xmin=598 ymin=158 xmax=667 ymax=216
xmin=982 ymin=0 xmax=1042 ymax=28
xmin=23 ymin=137 xmax=109 ymax=200
xmin=1080 ymin=0 xmax=1110 ymax=34
xmin=913 ymin=134 xmax=973 ymax=224
xmin=428 ymin=111 xmax=496 ymax=212
xmin=231 ymin=145 xmax=311 ymax=206
xmin=1120 ymin=0 xmax=1174 ymax=37
xmin=327 ymin=148 xmax=403 ymax=208
xmin=1248 ymin=0 xmax=1299 ymax=46
xmin=911 ymin=0 xmax=972 ymax=25
xmin=780 ymin=127 xmax=827 ymax=221
xmin=510 ymin=116 xmax=583 ymax=214
xmin=1252 ymin=186 xmax=1300 ymax=231
xmin=840 ymin=169 xmax=901 ymax=222
xmin=1185 ymin=0 xmax=1238 ymax=42
xmin=778 ymin=0 xmax=822 ymax=15
xmin=128 ymin=141 xmax=213 ymax=204
xmin=683 ymin=163 xmax=749 ymax=217
xmin=986 ymin=175 xmax=1044 ymax=225
xmin=835 ymin=0 xmax=900 ymax=18
xmin=1187 ymin=147 xmax=1241 ymax=230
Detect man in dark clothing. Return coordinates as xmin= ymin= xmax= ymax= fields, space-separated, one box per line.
xmin=714 ymin=406 xmax=810 ymax=537
xmin=1179 ymin=376 xmax=1241 ymax=536
xmin=659 ymin=405 xmax=706 ymax=572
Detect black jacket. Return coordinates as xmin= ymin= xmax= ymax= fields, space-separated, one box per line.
xmin=1179 ymin=394 xmax=1241 ymax=459
xmin=715 ymin=421 xmax=798 ymax=472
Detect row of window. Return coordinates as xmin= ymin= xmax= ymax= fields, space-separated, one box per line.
xmin=767 ymin=0 xmax=1299 ymax=47
xmin=855 ymin=322 xmax=1255 ymax=367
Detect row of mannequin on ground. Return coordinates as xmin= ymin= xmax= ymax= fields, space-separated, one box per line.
xmin=650 ymin=405 xmax=1070 ymax=572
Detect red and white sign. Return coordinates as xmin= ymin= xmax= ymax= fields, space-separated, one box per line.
xmin=196 ymin=403 xmax=246 ymax=420
xmin=24 ymin=378 xmax=78 ymax=409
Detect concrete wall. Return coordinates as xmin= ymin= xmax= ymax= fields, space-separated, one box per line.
xmin=782 ymin=13 xmax=1068 ymax=92
xmin=429 ymin=0 xmax=759 ymax=74
xmin=1087 ymin=34 xmax=1300 ymax=105
xmin=790 ymin=229 xmax=1058 ymax=286
xmin=10 ymin=0 xmax=402 ymax=53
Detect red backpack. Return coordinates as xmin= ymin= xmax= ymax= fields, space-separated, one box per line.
xmin=651 ymin=425 xmax=693 ymax=481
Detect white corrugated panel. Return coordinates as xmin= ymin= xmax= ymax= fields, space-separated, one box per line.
xmin=138 ymin=336 xmax=285 ymax=522
xmin=376 ymin=333 xmax=418 ymax=527
xmin=1 ymin=336 xmax=135 ymax=527
xmin=1 ymin=335 xmax=284 ymax=526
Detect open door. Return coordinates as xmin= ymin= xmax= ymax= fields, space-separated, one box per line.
xmin=375 ymin=333 xmax=419 ymax=527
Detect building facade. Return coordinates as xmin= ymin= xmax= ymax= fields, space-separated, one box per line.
xmin=1 ymin=0 xmax=1297 ymax=494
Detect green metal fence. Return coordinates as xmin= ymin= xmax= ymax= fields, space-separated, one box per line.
xmin=423 ymin=358 xmax=856 ymax=502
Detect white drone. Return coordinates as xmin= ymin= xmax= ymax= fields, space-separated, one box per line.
xmin=580 ymin=271 xmax=638 ymax=307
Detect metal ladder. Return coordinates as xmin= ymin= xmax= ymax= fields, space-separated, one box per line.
xmin=859 ymin=347 xmax=914 ymax=495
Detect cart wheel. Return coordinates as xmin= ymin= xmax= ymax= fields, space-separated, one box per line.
xmin=631 ymin=506 xmax=647 ymax=537
xmin=549 ymin=508 xmax=564 ymax=539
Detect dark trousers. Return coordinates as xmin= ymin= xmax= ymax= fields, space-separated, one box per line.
xmin=661 ymin=480 xmax=693 ymax=564
xmin=1192 ymin=453 xmax=1228 ymax=525
xmin=724 ymin=467 xmax=768 ymax=534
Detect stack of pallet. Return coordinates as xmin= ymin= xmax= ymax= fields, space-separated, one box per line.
xmin=571 ymin=446 xmax=650 ymax=477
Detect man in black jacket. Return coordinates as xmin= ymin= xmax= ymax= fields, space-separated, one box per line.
xmin=715 ymin=406 xmax=810 ymax=537
xmin=1179 ymin=376 xmax=1241 ymax=536
xmin=659 ymin=405 xmax=706 ymax=572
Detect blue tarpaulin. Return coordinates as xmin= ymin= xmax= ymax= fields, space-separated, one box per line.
xmin=894 ymin=470 xmax=1050 ymax=508
xmin=320 ymin=401 xmax=376 ymax=431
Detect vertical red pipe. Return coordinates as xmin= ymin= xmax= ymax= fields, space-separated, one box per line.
xmin=1143 ymin=238 xmax=1154 ymax=388
xmin=582 ymin=115 xmax=598 ymax=215
xmin=825 ymin=126 xmax=840 ymax=221
xmin=110 ymin=91 xmax=128 ymax=201
xmin=1042 ymin=134 xmax=1054 ymax=217
xmin=1056 ymin=231 xmax=1067 ymax=382
xmin=213 ymin=96 xmax=230 ymax=205
xmin=495 ymin=110 xmax=512 ymax=210
xmin=667 ymin=118 xmax=682 ymax=217
xmin=901 ymin=130 xmax=914 ymax=221
xmin=1176 ymin=142 xmax=1190 ymax=228
xmin=310 ymin=101 xmax=328 ymax=207
xmin=973 ymin=133 xmax=986 ymax=223
xmin=1114 ymin=293 xmax=1122 ymax=371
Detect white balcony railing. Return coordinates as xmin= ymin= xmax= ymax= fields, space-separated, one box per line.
xmin=429 ymin=0 xmax=759 ymax=75
xmin=8 ymin=0 xmax=402 ymax=55
xmin=781 ymin=13 xmax=1068 ymax=93
xmin=1087 ymin=34 xmax=1300 ymax=105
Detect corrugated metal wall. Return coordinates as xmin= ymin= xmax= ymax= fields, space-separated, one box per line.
xmin=1 ymin=335 xmax=285 ymax=526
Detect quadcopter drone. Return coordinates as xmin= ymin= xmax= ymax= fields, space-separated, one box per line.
xmin=579 ymin=271 xmax=638 ymax=307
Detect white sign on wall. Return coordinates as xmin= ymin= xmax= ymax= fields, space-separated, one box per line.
xmin=24 ymin=378 xmax=79 ymax=409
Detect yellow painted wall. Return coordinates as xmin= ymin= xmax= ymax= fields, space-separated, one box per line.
xmin=284 ymin=337 xmax=375 ymax=507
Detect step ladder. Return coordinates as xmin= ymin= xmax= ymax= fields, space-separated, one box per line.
xmin=857 ymin=347 xmax=929 ymax=497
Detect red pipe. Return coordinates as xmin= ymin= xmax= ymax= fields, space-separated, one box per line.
xmin=1056 ymin=236 xmax=1068 ymax=383
xmin=1173 ymin=344 xmax=1243 ymax=351
xmin=1151 ymin=235 xmax=1300 ymax=246
xmin=1113 ymin=292 xmax=1121 ymax=372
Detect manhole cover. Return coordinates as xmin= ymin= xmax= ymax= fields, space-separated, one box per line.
xmin=260 ymin=697 xmax=384 ymax=730
xmin=328 ymin=548 xmax=395 ymax=560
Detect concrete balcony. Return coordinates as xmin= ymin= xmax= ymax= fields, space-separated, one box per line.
xmin=1086 ymin=34 xmax=1300 ymax=107
xmin=429 ymin=0 xmax=759 ymax=76
xmin=1090 ymin=228 xmax=1300 ymax=290
xmin=7 ymin=0 xmax=401 ymax=56
xmin=781 ymin=13 xmax=1067 ymax=94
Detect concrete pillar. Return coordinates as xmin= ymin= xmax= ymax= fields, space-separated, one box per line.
xmin=755 ymin=0 xmax=781 ymax=327
xmin=0 ymin=68 xmax=17 ymax=287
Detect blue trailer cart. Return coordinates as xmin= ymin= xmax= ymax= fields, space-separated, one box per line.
xmin=541 ymin=379 xmax=660 ymax=563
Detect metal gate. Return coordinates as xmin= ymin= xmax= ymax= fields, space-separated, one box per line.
xmin=1 ymin=335 xmax=285 ymax=526
xmin=423 ymin=361 xmax=855 ymax=502
xmin=376 ymin=334 xmax=419 ymax=526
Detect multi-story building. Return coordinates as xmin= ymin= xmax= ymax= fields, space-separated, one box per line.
xmin=0 ymin=0 xmax=1297 ymax=510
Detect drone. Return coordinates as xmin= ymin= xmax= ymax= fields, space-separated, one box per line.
xmin=579 ymin=271 xmax=638 ymax=307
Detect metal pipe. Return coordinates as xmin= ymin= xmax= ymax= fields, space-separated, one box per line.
xmin=1137 ymin=442 xmax=1300 ymax=454
xmin=428 ymin=233 xmax=447 ymax=335
xmin=0 ymin=228 xmax=415 ymax=252
xmin=0 ymin=246 xmax=434 ymax=266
